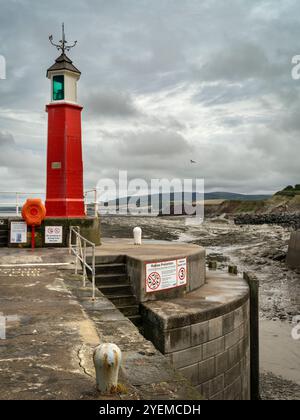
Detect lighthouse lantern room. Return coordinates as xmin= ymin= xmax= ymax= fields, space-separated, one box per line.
xmin=45 ymin=24 xmax=85 ymax=217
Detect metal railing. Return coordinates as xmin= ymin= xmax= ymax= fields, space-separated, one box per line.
xmin=69 ymin=226 xmax=96 ymax=300
xmin=0 ymin=191 xmax=44 ymax=216
xmin=0 ymin=189 xmax=99 ymax=217
xmin=84 ymin=188 xmax=99 ymax=217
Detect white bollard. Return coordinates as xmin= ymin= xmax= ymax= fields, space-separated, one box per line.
xmin=93 ymin=343 xmax=122 ymax=394
xmin=133 ymin=227 xmax=142 ymax=245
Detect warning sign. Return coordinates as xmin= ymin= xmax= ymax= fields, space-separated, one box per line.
xmin=145 ymin=258 xmax=187 ymax=293
xmin=45 ymin=226 xmax=63 ymax=244
xmin=147 ymin=272 xmax=161 ymax=291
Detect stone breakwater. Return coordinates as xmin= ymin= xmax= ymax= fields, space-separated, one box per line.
xmin=234 ymin=213 xmax=300 ymax=229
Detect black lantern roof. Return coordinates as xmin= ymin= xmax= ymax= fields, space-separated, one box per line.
xmin=47 ymin=23 xmax=80 ymax=78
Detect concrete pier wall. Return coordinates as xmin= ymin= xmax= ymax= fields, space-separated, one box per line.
xmin=141 ymin=273 xmax=251 ymax=400
xmin=287 ymin=230 xmax=300 ymax=269
xmin=91 ymin=241 xmax=206 ymax=303
xmin=127 ymin=246 xmax=206 ymax=303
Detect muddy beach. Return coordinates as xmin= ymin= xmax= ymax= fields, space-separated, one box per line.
xmin=101 ymin=215 xmax=300 ymax=400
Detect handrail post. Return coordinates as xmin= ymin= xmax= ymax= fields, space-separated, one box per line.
xmin=83 ymin=241 xmax=87 ymax=288
xmin=84 ymin=192 xmax=88 ymax=216
xmin=75 ymin=234 xmax=79 ymax=275
xmin=92 ymin=245 xmax=96 ymax=300
xmin=16 ymin=192 xmax=19 ymax=216
xmin=94 ymin=189 xmax=98 ymax=217
xmin=69 ymin=227 xmax=72 ymax=255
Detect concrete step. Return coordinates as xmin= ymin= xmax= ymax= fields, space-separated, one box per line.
xmin=98 ymin=283 xmax=132 ymax=296
xmin=87 ymin=255 xmax=126 ymax=265
xmin=94 ymin=273 xmax=129 ymax=286
xmin=117 ymin=304 xmax=140 ymax=317
xmin=107 ymin=294 xmax=138 ymax=307
xmin=128 ymin=314 xmax=143 ymax=327
xmin=94 ymin=263 xmax=126 ymax=275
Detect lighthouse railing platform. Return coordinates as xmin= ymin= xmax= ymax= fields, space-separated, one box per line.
xmin=68 ymin=226 xmax=96 ymax=300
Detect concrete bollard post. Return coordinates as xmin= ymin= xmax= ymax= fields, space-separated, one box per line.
xmin=93 ymin=343 xmax=122 ymax=394
xmin=208 ymin=261 xmax=217 ymax=270
xmin=133 ymin=227 xmax=142 ymax=245
xmin=228 ymin=265 xmax=238 ymax=275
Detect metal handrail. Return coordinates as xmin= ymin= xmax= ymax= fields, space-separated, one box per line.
xmin=69 ymin=226 xmax=96 ymax=300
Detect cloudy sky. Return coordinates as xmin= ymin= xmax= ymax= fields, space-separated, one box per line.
xmin=0 ymin=0 xmax=300 ymax=195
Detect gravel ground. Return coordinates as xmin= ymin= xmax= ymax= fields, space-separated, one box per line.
xmin=260 ymin=372 xmax=300 ymax=400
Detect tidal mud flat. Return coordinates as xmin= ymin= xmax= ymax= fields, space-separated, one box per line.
xmin=101 ymin=215 xmax=300 ymax=400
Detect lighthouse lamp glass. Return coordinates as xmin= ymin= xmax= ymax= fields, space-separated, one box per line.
xmin=53 ymin=75 xmax=64 ymax=101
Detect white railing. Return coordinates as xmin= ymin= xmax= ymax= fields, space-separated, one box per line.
xmin=0 ymin=191 xmax=44 ymax=216
xmin=0 ymin=189 xmax=99 ymax=217
xmin=84 ymin=189 xmax=99 ymax=217
xmin=68 ymin=226 xmax=96 ymax=300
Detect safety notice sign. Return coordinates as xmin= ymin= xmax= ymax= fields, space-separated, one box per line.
xmin=10 ymin=221 xmax=27 ymax=244
xmin=145 ymin=257 xmax=187 ymax=293
xmin=45 ymin=226 xmax=63 ymax=244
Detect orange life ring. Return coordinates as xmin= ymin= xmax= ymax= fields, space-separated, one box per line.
xmin=22 ymin=198 xmax=46 ymax=226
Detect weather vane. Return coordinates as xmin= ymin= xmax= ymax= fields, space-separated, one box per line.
xmin=49 ymin=23 xmax=77 ymax=54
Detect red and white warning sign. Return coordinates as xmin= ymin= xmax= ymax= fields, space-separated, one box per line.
xmin=145 ymin=258 xmax=187 ymax=293
xmin=146 ymin=271 xmax=161 ymax=291
xmin=177 ymin=258 xmax=187 ymax=285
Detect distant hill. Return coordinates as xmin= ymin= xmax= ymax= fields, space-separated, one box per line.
xmin=102 ymin=191 xmax=271 ymax=205
xmin=95 ymin=186 xmax=300 ymax=217
xmin=204 ymin=192 xmax=271 ymax=201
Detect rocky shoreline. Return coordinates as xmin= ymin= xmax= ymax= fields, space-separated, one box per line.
xmin=234 ymin=213 xmax=300 ymax=230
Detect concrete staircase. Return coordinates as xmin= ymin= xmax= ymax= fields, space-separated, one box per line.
xmin=0 ymin=220 xmax=9 ymax=247
xmin=87 ymin=255 xmax=142 ymax=327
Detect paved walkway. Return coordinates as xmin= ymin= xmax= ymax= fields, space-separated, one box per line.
xmin=0 ymin=248 xmax=201 ymax=400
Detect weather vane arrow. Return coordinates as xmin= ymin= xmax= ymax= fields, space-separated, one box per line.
xmin=49 ymin=23 xmax=77 ymax=54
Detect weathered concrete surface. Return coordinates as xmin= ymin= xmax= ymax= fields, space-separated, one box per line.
xmin=287 ymin=230 xmax=300 ymax=269
xmin=64 ymin=275 xmax=202 ymax=400
xmin=141 ymin=272 xmax=249 ymax=331
xmin=94 ymin=239 xmax=206 ymax=302
xmin=0 ymin=248 xmax=201 ymax=400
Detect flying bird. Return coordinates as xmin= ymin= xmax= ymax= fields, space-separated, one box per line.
xmin=190 ymin=159 xmax=197 ymax=164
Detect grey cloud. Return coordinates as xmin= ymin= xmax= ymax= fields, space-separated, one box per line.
xmin=118 ymin=130 xmax=193 ymax=157
xmin=192 ymin=80 xmax=264 ymax=107
xmin=1 ymin=0 xmax=300 ymax=194
xmin=197 ymin=42 xmax=282 ymax=83
xmin=84 ymin=89 xmax=139 ymax=119
xmin=0 ymin=131 xmax=15 ymax=147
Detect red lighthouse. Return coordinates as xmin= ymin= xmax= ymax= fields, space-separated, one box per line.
xmin=45 ymin=25 xmax=85 ymax=217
